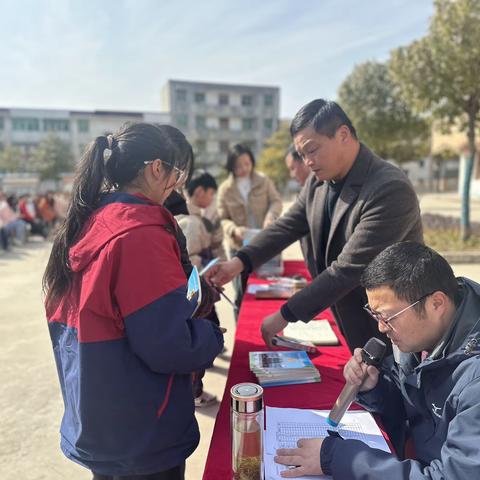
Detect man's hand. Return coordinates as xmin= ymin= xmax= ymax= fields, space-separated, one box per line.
xmin=275 ymin=438 xmax=324 ymax=477
xmin=343 ymin=348 xmax=380 ymax=392
xmin=204 ymin=257 xmax=244 ymax=287
xmin=261 ymin=311 xmax=288 ymax=348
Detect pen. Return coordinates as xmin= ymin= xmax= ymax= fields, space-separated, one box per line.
xmin=215 ymin=286 xmax=236 ymax=308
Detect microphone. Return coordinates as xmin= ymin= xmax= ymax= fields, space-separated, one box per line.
xmin=327 ymin=337 xmax=386 ymax=427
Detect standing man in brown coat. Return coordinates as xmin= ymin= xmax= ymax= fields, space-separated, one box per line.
xmin=206 ymin=99 xmax=423 ymax=353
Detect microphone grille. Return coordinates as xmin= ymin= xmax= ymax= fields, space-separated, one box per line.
xmin=362 ymin=337 xmax=387 ymax=365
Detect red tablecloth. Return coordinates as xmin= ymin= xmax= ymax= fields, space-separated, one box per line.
xmin=202 ymin=261 xmax=355 ymax=480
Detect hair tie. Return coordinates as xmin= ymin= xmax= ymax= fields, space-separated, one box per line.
xmin=103 ymin=135 xmax=115 ymax=164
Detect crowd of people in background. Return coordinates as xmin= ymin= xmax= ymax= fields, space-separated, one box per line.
xmin=0 ymin=191 xmax=69 ymax=251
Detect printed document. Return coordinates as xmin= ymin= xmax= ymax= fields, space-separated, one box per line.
xmin=264 ymin=406 xmax=390 ymax=479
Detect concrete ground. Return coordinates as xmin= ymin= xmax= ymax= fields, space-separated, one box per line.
xmin=1 ymin=192 xmax=479 ymax=479
xmin=418 ymin=192 xmax=480 ymax=223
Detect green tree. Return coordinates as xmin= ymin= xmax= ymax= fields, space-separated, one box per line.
xmin=258 ymin=121 xmax=291 ymax=188
xmin=0 ymin=145 xmax=23 ymax=172
xmin=338 ymin=61 xmax=431 ymax=163
xmin=390 ymin=0 xmax=480 ymax=239
xmin=31 ymin=134 xmax=74 ymax=181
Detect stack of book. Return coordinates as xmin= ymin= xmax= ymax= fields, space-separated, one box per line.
xmin=249 ymin=351 xmax=321 ymax=387
xmin=247 ymin=276 xmax=309 ymax=299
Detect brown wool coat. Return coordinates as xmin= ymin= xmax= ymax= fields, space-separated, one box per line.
xmin=240 ymin=144 xmax=423 ymax=352
xmin=217 ymin=171 xmax=283 ymax=251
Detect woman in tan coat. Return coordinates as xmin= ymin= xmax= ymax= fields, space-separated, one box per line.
xmin=217 ymin=144 xmax=282 ymax=317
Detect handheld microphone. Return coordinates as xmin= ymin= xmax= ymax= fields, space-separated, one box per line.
xmin=327 ymin=337 xmax=386 ymax=427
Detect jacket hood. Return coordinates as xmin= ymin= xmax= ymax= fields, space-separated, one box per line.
xmin=398 ymin=278 xmax=480 ymax=376
xmin=69 ymin=192 xmax=175 ymax=273
xmin=431 ymin=277 xmax=480 ymax=359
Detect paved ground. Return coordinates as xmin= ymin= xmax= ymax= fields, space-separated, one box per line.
xmin=1 ymin=192 xmax=479 ymax=479
xmin=418 ymin=192 xmax=480 ymax=223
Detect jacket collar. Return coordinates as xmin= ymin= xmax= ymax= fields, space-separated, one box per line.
xmin=399 ymin=278 xmax=480 ymax=387
xmin=185 ymin=197 xmax=202 ymax=216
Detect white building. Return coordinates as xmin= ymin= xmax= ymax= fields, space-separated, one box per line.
xmin=0 ymin=107 xmax=170 ymax=167
xmin=162 ymin=79 xmax=280 ymax=174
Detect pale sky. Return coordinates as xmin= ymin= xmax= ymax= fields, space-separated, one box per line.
xmin=0 ymin=0 xmax=434 ymax=118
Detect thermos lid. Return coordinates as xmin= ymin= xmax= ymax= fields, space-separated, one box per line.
xmin=231 ymin=383 xmax=263 ymax=414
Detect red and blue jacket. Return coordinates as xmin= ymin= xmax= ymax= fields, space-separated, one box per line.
xmin=47 ymin=192 xmax=224 ymax=476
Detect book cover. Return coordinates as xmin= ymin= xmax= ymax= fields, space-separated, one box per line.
xmin=186 ymin=265 xmax=202 ymax=316
xmin=249 ymin=351 xmax=313 ymax=371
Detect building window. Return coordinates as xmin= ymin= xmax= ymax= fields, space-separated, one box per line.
xmin=176 ymin=89 xmax=187 ymax=102
xmin=264 ymin=94 xmax=274 ymax=107
xmin=195 ymin=139 xmax=206 ymax=153
xmin=219 ymin=141 xmax=229 ymax=153
xmin=77 ymin=119 xmax=89 ymax=133
xmin=219 ymin=118 xmax=230 ymax=130
xmin=242 ymin=95 xmax=253 ymax=106
xmin=219 ymin=94 xmax=229 ymax=105
xmin=264 ymin=118 xmax=273 ymax=130
xmin=245 ymin=140 xmax=257 ymax=152
xmin=242 ymin=118 xmax=255 ymax=131
xmin=195 ymin=116 xmax=206 ymax=129
xmin=12 ymin=117 xmax=40 ymax=131
xmin=43 ymin=119 xmax=69 ymax=132
xmin=195 ymin=92 xmax=205 ymax=103
xmin=176 ymin=114 xmax=188 ymax=128
xmin=0 ymin=117 xmax=4 ymax=130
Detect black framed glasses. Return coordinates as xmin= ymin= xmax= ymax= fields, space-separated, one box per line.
xmin=364 ymin=292 xmax=434 ymax=327
xmin=144 ymin=159 xmax=188 ymax=186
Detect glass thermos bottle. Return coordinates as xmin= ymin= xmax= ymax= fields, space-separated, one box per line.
xmin=231 ymin=383 xmax=264 ymax=480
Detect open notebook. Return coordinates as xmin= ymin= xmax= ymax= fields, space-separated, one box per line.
xmin=283 ymin=319 xmax=339 ymax=346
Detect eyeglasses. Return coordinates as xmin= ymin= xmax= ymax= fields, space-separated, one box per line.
xmin=364 ymin=292 xmax=434 ymax=327
xmin=144 ymin=159 xmax=188 ymax=186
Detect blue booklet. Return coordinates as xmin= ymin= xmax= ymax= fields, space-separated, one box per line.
xmin=186 ymin=265 xmax=202 ymax=316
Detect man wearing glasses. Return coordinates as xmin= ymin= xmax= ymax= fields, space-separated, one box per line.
xmin=275 ymin=241 xmax=480 ymax=479
xmin=207 ymin=99 xmax=423 ymax=353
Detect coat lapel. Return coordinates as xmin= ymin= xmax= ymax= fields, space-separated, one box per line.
xmin=325 ymin=145 xmax=372 ymax=259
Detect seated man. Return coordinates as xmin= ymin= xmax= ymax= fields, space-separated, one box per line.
xmin=275 ymin=241 xmax=480 ymax=479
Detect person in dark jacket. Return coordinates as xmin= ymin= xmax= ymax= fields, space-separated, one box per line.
xmin=275 ymin=242 xmax=480 ymax=479
xmin=43 ymin=123 xmax=224 ymax=480
xmin=207 ymin=99 xmax=423 ymax=353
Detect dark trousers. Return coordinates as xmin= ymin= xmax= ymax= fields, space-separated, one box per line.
xmin=92 ymin=464 xmax=185 ymax=480
xmin=192 ymin=306 xmax=220 ymax=397
xmin=0 ymin=228 xmax=9 ymax=250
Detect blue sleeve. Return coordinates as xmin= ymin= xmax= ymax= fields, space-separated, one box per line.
xmin=124 ymin=287 xmax=224 ymax=374
xmin=322 ymin=376 xmax=480 ymax=479
xmin=356 ymin=357 xmax=404 ymax=416
xmin=111 ymin=225 xmax=224 ymax=375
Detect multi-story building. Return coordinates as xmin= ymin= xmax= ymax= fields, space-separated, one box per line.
xmin=0 ymin=107 xmax=170 ymax=168
xmin=162 ymin=80 xmax=280 ymax=173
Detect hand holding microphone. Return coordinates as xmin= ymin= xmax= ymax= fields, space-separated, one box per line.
xmin=343 ymin=348 xmax=381 ymax=392
xmin=327 ymin=337 xmax=386 ymax=427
